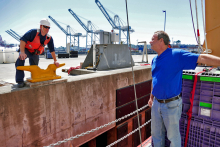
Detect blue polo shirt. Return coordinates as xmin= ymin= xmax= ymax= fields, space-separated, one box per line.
xmin=151 ymin=48 xmax=199 ymax=100
xmin=20 ymin=29 xmax=55 ymax=52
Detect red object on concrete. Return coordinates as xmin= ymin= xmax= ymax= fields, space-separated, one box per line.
xmin=137 ymin=136 xmax=152 ymax=147
xmin=68 ymin=66 xmax=80 ymax=74
xmin=140 ymin=64 xmax=150 ymax=66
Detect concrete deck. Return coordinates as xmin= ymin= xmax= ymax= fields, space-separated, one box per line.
xmin=0 ymin=54 xmax=156 ymax=85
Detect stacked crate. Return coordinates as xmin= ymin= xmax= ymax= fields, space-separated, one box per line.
xmin=70 ymin=51 xmax=78 ymax=58
xmin=58 ymin=53 xmax=69 ymax=58
xmin=180 ymin=113 xmax=220 ymax=147
xmin=179 ymin=67 xmax=220 ymax=147
xmin=46 ymin=50 xmax=53 ymax=59
xmin=182 ymin=78 xmax=201 ymax=116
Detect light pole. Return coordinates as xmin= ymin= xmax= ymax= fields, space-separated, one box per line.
xmin=163 ymin=10 xmax=166 ymax=31
xmin=172 ymin=37 xmax=173 ymax=48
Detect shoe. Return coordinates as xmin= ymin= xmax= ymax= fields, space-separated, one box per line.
xmin=17 ymin=82 xmax=25 ymax=88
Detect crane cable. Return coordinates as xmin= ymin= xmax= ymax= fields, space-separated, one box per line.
xmin=195 ymin=0 xmax=203 ymax=54
xmin=201 ymin=0 xmax=208 ymax=54
xmin=189 ymin=0 xmax=199 ymax=44
xmin=125 ymin=0 xmax=143 ymax=147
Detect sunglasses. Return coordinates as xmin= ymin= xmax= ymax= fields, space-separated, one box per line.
xmin=43 ymin=25 xmax=50 ymax=29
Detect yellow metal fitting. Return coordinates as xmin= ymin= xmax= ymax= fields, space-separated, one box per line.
xmin=17 ymin=63 xmax=65 ymax=83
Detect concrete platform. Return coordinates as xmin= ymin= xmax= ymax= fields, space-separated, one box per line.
xmin=0 ymin=54 xmax=156 ymax=86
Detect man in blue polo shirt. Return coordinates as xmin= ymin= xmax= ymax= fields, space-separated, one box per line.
xmin=15 ymin=18 xmax=59 ymax=88
xmin=148 ymin=30 xmax=220 ymax=147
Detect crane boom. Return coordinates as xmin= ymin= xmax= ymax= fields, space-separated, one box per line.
xmin=68 ymin=9 xmax=92 ymax=33
xmin=95 ymin=0 xmax=134 ymax=45
xmin=48 ymin=16 xmax=82 ymax=51
xmin=95 ymin=0 xmax=118 ymax=29
xmin=48 ymin=16 xmax=69 ymax=35
xmin=10 ymin=29 xmax=21 ymax=38
xmin=68 ymin=9 xmax=95 ymax=50
xmin=5 ymin=30 xmax=20 ymax=42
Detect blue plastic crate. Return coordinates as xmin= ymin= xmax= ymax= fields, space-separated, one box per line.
xmin=46 ymin=53 xmax=52 ymax=59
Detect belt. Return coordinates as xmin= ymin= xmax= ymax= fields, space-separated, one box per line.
xmin=155 ymin=95 xmax=180 ymax=103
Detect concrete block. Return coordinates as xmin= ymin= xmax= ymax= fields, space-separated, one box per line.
xmin=25 ymin=78 xmax=67 ymax=88
xmin=69 ymin=69 xmax=95 ymax=75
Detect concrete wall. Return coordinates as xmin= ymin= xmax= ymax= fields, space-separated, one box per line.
xmin=0 ymin=66 xmax=152 ymax=147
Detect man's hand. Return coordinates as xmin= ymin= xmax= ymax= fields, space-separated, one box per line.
xmin=19 ymin=52 xmax=27 ymax=60
xmin=19 ymin=40 xmax=26 ymax=60
xmin=51 ymin=51 xmax=59 ymax=67
xmin=148 ymin=94 xmax=154 ymax=108
xmin=148 ymin=98 xmax=153 ymax=108
xmin=54 ymin=61 xmax=59 ymax=67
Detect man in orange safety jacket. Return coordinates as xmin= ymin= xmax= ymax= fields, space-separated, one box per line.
xmin=15 ymin=18 xmax=59 ymax=88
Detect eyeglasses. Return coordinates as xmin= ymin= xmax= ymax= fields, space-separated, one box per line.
xmin=43 ymin=25 xmax=50 ymax=29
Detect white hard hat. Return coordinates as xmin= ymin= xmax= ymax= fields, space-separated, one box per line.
xmin=40 ymin=18 xmax=50 ymax=27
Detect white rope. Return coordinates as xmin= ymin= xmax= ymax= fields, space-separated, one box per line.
xmin=106 ymin=119 xmax=151 ymax=147
xmin=201 ymin=0 xmax=209 ymax=54
xmin=195 ymin=0 xmax=202 ymax=54
xmin=125 ymin=0 xmax=143 ymax=146
xmin=44 ymin=104 xmax=149 ymax=147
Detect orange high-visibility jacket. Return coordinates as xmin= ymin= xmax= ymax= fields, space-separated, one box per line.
xmin=25 ymin=29 xmax=51 ymax=54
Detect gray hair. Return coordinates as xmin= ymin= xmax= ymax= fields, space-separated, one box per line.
xmin=154 ymin=31 xmax=170 ymax=45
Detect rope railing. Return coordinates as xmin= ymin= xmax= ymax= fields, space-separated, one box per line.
xmin=107 ymin=119 xmax=151 ymax=147
xmin=44 ymin=104 xmax=149 ymax=147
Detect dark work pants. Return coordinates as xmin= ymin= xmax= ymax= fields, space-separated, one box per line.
xmin=15 ymin=49 xmax=39 ymax=83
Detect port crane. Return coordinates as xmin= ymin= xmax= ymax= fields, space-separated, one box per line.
xmin=48 ymin=16 xmax=82 ymax=51
xmin=68 ymin=9 xmax=100 ymax=50
xmin=5 ymin=29 xmax=21 ymax=42
xmin=10 ymin=29 xmax=21 ymax=39
xmin=95 ymin=0 xmax=134 ymax=45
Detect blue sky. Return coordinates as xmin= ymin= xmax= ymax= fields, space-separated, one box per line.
xmin=0 ymin=0 xmax=205 ymax=48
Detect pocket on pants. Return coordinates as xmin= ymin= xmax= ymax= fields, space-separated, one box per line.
xmin=166 ymin=98 xmax=181 ymax=109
